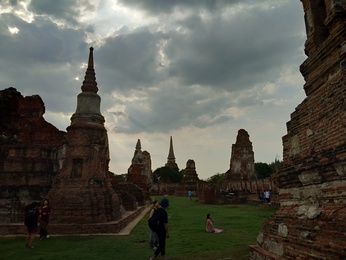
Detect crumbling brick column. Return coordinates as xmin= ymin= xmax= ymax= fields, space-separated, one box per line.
xmin=249 ymin=1 xmax=346 ymax=259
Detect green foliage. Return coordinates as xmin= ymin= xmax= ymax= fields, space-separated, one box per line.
xmin=1 ymin=196 xmax=276 ymax=260
xmin=254 ymin=162 xmax=273 ymax=179
xmin=255 ymin=157 xmax=283 ymax=179
xmin=205 ymin=172 xmax=225 ymax=184
xmin=113 ymin=174 xmax=126 ymax=182
xmin=269 ymin=158 xmax=283 ymax=173
xmin=152 ymin=166 xmax=183 ymax=183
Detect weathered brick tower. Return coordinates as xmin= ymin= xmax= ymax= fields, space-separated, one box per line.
xmin=249 ymin=1 xmax=346 ymax=259
xmin=47 ymin=47 xmax=122 ymax=230
xmin=127 ymin=139 xmax=152 ymax=186
xmin=224 ymin=129 xmax=256 ymax=191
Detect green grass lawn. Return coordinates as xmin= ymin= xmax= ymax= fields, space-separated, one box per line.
xmin=1 ymin=196 xmax=276 ymax=260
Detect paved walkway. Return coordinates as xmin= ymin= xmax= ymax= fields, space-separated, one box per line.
xmin=116 ymin=205 xmax=152 ymax=235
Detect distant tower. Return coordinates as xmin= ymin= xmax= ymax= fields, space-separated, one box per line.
xmin=127 ymin=139 xmax=151 ymax=202
xmin=127 ymin=139 xmax=152 ymax=182
xmin=224 ymin=129 xmax=256 ymax=190
xmin=47 ymin=47 xmax=122 ymax=226
xmin=131 ymin=139 xmax=143 ymax=164
xmin=182 ymin=159 xmax=200 ymax=185
xmin=165 ymin=136 xmax=178 ymax=170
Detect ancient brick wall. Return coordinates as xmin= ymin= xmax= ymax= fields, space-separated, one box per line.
xmin=0 ymin=88 xmax=65 ymax=223
xmin=249 ymin=1 xmax=346 ymax=259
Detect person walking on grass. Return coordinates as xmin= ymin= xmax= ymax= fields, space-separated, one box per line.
xmin=149 ymin=200 xmax=160 ymax=249
xmin=24 ymin=202 xmax=40 ymax=249
xmin=39 ymin=198 xmax=52 ymax=239
xmin=149 ymin=198 xmax=170 ymax=260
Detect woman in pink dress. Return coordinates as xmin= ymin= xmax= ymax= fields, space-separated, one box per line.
xmin=39 ymin=199 xmax=52 ymax=239
xmin=205 ymin=213 xmax=223 ymax=233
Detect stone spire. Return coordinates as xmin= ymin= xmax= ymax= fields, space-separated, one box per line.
xmin=132 ymin=139 xmax=143 ymax=164
xmin=165 ymin=136 xmax=178 ymax=169
xmin=81 ymin=47 xmax=98 ymax=93
xmin=136 ymin=139 xmax=141 ymax=150
xmin=71 ymin=47 xmax=104 ymax=125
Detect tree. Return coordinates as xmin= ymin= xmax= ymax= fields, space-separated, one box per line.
xmin=269 ymin=155 xmax=283 ymax=173
xmin=152 ymin=166 xmax=183 ymax=183
xmin=205 ymin=173 xmax=224 ymax=184
xmin=254 ymin=162 xmax=273 ymax=179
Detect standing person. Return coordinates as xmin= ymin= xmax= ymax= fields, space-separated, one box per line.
xmin=24 ymin=202 xmax=40 ymax=248
xmin=149 ymin=200 xmax=159 ymax=249
xmin=188 ymin=190 xmax=192 ymax=200
xmin=205 ymin=213 xmax=223 ymax=233
xmin=39 ymin=198 xmax=52 ymax=239
xmin=149 ymin=198 xmax=170 ymax=260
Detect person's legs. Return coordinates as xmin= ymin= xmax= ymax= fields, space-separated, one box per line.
xmin=152 ymin=232 xmax=166 ymax=259
xmin=39 ymin=222 xmax=45 ymax=238
xmin=25 ymin=229 xmax=30 ymax=247
xmin=27 ymin=227 xmax=37 ymax=248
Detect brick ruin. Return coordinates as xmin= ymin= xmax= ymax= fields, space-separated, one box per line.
xmin=0 ymin=87 xmax=65 ymax=223
xmin=224 ymin=129 xmax=257 ymax=192
xmin=180 ymin=159 xmax=200 ymax=191
xmin=126 ymin=139 xmax=151 ymax=203
xmin=46 ymin=47 xmax=123 ymax=228
xmin=197 ymin=129 xmax=278 ymax=204
xmin=249 ymin=1 xmax=346 ymax=259
xmin=0 ymin=48 xmax=147 ymax=235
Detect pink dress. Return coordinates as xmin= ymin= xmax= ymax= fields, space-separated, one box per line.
xmin=206 ymin=219 xmax=223 ymax=233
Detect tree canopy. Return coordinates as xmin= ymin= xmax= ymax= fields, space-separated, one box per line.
xmin=152 ymin=166 xmax=183 ymax=183
xmin=205 ymin=173 xmax=224 ymax=184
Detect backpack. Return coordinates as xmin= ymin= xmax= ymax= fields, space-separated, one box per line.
xmin=24 ymin=208 xmax=37 ymax=227
xmin=148 ymin=209 xmax=162 ymax=232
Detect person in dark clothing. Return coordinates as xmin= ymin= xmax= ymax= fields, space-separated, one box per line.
xmin=149 ymin=200 xmax=160 ymax=249
xmin=24 ymin=202 xmax=40 ymax=249
xmin=149 ymin=198 xmax=170 ymax=260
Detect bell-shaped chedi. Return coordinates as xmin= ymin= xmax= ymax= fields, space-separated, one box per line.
xmin=165 ymin=136 xmax=179 ymax=170
xmin=224 ymin=129 xmax=256 ymax=188
xmin=47 ymin=47 xmax=122 ymax=228
xmin=250 ymin=2 xmax=346 ymax=259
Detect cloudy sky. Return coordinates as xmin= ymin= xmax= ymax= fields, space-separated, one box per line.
xmin=0 ymin=0 xmax=307 ymax=180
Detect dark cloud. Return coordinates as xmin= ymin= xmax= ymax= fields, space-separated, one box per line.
xmin=165 ymin=3 xmax=305 ymax=91
xmin=0 ymin=0 xmax=307 ymax=175
xmin=28 ymin=0 xmax=97 ymax=26
xmin=107 ymin=85 xmax=235 ymax=134
xmin=0 ymin=13 xmax=87 ymax=113
xmin=116 ymin=0 xmax=241 ymax=14
xmin=95 ymin=29 xmax=167 ymax=92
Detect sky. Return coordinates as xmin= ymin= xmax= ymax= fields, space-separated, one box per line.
xmin=0 ymin=0 xmax=307 ymax=180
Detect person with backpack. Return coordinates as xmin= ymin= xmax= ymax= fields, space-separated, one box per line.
xmin=24 ymin=202 xmax=40 ymax=249
xmin=149 ymin=200 xmax=159 ymax=249
xmin=149 ymin=198 xmax=170 ymax=260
